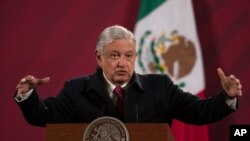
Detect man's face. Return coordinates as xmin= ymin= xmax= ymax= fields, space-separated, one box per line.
xmin=96 ymin=39 xmax=137 ymax=85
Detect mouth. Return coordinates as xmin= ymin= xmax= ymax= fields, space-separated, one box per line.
xmin=115 ymin=70 xmax=127 ymax=76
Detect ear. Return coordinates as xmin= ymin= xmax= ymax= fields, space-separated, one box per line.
xmin=95 ymin=50 xmax=102 ymax=67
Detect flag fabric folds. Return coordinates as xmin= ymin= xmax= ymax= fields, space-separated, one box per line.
xmin=134 ymin=0 xmax=209 ymax=141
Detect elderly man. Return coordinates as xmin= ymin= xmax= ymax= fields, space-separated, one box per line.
xmin=15 ymin=25 xmax=242 ymax=127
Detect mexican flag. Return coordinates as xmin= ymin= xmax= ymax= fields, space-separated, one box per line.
xmin=134 ymin=0 xmax=209 ymax=141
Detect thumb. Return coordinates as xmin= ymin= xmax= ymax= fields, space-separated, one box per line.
xmin=37 ymin=77 xmax=50 ymax=85
xmin=217 ymin=68 xmax=226 ymax=81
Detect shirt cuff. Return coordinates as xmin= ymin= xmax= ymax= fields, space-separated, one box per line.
xmin=15 ymin=89 xmax=34 ymax=102
xmin=225 ymin=97 xmax=237 ymax=110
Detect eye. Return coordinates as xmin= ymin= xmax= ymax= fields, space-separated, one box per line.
xmin=125 ymin=53 xmax=133 ymax=58
xmin=111 ymin=52 xmax=120 ymax=59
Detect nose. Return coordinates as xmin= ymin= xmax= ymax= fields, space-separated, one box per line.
xmin=117 ymin=56 xmax=127 ymax=67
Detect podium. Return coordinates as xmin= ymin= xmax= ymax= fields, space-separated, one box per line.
xmin=46 ymin=123 xmax=175 ymax=141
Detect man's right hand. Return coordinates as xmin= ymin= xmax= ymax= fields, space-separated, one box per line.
xmin=16 ymin=75 xmax=50 ymax=95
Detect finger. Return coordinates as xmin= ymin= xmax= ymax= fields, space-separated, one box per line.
xmin=235 ymin=83 xmax=242 ymax=97
xmin=19 ymin=75 xmax=34 ymax=84
xmin=16 ymin=84 xmax=31 ymax=94
xmin=17 ymin=88 xmax=25 ymax=95
xmin=17 ymin=88 xmax=22 ymax=95
xmin=217 ymin=68 xmax=227 ymax=80
xmin=20 ymin=78 xmax=28 ymax=84
xmin=235 ymin=79 xmax=241 ymax=86
xmin=16 ymin=83 xmax=22 ymax=89
xmin=20 ymin=76 xmax=36 ymax=88
xmin=228 ymin=75 xmax=241 ymax=86
xmin=236 ymin=87 xmax=243 ymax=96
xmin=239 ymin=89 xmax=243 ymax=96
xmin=25 ymin=75 xmax=34 ymax=81
xmin=235 ymin=78 xmax=240 ymax=83
xmin=239 ymin=91 xmax=242 ymax=96
xmin=228 ymin=74 xmax=236 ymax=81
xmin=238 ymin=83 xmax=242 ymax=89
xmin=226 ymin=75 xmax=235 ymax=84
xmin=20 ymin=78 xmax=26 ymax=83
xmin=16 ymin=83 xmax=24 ymax=89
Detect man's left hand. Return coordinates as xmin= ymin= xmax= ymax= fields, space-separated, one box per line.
xmin=217 ymin=68 xmax=242 ymax=98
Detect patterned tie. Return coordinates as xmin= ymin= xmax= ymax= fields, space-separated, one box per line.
xmin=113 ymin=85 xmax=125 ymax=117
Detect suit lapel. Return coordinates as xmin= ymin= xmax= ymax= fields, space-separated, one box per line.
xmin=124 ymin=73 xmax=145 ymax=122
xmin=85 ymin=68 xmax=117 ymax=117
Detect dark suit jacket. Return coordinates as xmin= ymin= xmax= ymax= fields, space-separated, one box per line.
xmin=17 ymin=68 xmax=237 ymax=127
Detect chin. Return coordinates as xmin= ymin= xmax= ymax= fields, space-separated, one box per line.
xmin=114 ymin=78 xmax=128 ymax=85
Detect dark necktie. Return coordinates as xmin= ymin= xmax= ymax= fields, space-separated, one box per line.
xmin=113 ymin=85 xmax=125 ymax=117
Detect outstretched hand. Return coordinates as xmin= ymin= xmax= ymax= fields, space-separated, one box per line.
xmin=217 ymin=68 xmax=242 ymax=98
xmin=16 ymin=75 xmax=50 ymax=95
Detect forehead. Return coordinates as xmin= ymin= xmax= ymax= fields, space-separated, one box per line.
xmin=104 ymin=39 xmax=135 ymax=52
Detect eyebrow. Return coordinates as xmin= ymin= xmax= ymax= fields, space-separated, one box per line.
xmin=109 ymin=50 xmax=134 ymax=53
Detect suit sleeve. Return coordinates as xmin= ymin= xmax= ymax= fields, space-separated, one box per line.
xmin=163 ymin=75 xmax=238 ymax=125
xmin=16 ymin=81 xmax=77 ymax=127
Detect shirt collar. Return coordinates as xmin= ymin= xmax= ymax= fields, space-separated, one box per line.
xmin=103 ymin=72 xmax=128 ymax=92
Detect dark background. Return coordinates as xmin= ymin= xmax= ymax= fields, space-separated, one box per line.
xmin=0 ymin=0 xmax=249 ymax=141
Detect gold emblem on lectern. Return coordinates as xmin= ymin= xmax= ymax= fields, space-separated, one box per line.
xmin=83 ymin=116 xmax=129 ymax=141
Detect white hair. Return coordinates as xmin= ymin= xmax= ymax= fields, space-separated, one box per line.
xmin=96 ymin=25 xmax=136 ymax=53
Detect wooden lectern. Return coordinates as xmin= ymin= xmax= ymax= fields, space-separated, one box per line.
xmin=46 ymin=123 xmax=175 ymax=141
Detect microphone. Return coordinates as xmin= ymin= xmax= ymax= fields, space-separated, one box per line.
xmin=135 ymin=104 xmax=139 ymax=123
